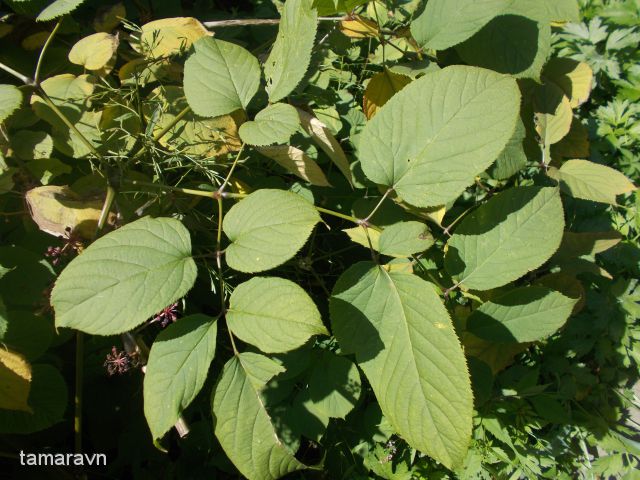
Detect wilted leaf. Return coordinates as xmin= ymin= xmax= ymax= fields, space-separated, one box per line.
xmin=257 ymin=145 xmax=330 ymax=186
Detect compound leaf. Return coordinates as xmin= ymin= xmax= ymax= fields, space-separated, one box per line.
xmin=184 ymin=37 xmax=260 ymax=118
xmin=144 ymin=314 xmax=218 ymax=439
xmin=445 ymin=186 xmax=564 ymax=291
xmin=359 ymin=65 xmax=520 ymax=207
xmin=466 ymin=286 xmax=576 ymax=342
xmin=227 ymin=276 xmax=327 ymax=353
xmin=212 ymin=353 xmax=307 ymax=479
xmin=223 ymin=189 xmax=320 ymax=273
xmin=330 ymin=262 xmax=473 ymax=469
xmin=51 ymin=216 xmax=197 ymax=335
xmin=264 ymin=0 xmax=318 ymax=102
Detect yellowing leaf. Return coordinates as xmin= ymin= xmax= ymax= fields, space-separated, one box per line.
xmin=343 ymin=226 xmax=381 ymax=251
xmin=0 ymin=348 xmax=32 ymax=413
xmin=551 ymin=159 xmax=637 ymax=204
xmin=93 ymin=3 xmax=126 ymax=32
xmin=118 ymin=58 xmax=182 ymax=86
xmin=140 ymin=17 xmax=210 ymax=59
xmin=340 ymin=15 xmax=379 ymax=38
xmin=25 ymin=185 xmax=115 ymax=239
xmin=257 ymin=145 xmax=331 ymax=186
xmin=297 ymin=108 xmax=352 ymax=185
xmin=363 ymin=69 xmax=412 ymax=119
xmin=69 ymin=32 xmax=119 ymax=71
xmin=534 ymin=82 xmax=573 ymax=146
xmin=544 ymin=58 xmax=593 ymax=108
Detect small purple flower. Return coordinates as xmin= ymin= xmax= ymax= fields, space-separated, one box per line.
xmin=104 ymin=346 xmax=132 ymax=376
xmin=151 ymin=302 xmax=179 ymax=328
xmin=44 ymin=227 xmax=83 ymax=266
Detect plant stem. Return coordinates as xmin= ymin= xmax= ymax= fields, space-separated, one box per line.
xmin=96 ymin=185 xmax=116 ymax=234
xmin=0 ymin=60 xmax=34 ymax=85
xmin=203 ymin=17 xmax=343 ymax=28
xmin=34 ymin=19 xmax=62 ymax=85
xmin=129 ymin=105 xmax=192 ymax=163
xmin=74 ymin=332 xmax=83 ymax=454
xmin=315 ymin=206 xmax=383 ymax=232
xmin=362 ymin=188 xmax=393 ymax=223
xmin=125 ymin=179 xmax=217 ymax=198
xmin=218 ymin=144 xmax=246 ymax=193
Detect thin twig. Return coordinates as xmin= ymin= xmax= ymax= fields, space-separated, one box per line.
xmin=0 ymin=60 xmax=33 ymax=85
xmin=203 ymin=17 xmax=343 ymax=28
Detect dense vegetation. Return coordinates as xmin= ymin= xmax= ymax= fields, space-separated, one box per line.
xmin=0 ymin=0 xmax=638 ymax=478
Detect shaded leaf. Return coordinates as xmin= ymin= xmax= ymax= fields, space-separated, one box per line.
xmin=0 ymin=348 xmax=32 ymax=412
xmin=363 ymin=69 xmax=411 ymax=119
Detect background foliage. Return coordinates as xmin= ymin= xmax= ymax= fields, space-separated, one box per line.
xmin=0 ymin=0 xmax=639 ymax=479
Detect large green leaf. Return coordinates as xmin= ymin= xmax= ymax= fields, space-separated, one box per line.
xmin=466 ymin=286 xmax=577 ymax=342
xmin=184 ymin=37 xmax=260 ymax=118
xmin=445 ymin=187 xmax=564 ymax=291
xmin=51 ymin=217 xmax=197 ymax=335
xmin=223 ymin=189 xmax=320 ymax=273
xmin=144 ymin=314 xmax=218 ymax=439
xmin=489 ymin=117 xmax=527 ymax=180
xmin=36 ymin=0 xmax=86 ymax=21
xmin=540 ymin=0 xmax=580 ymax=22
xmin=238 ymin=103 xmax=300 ymax=146
xmin=227 ymin=277 xmax=327 ymax=353
xmin=0 ymin=84 xmax=22 ymax=123
xmin=551 ymin=159 xmax=636 ymax=205
xmin=312 ymin=0 xmax=368 ymax=15
xmin=456 ymin=0 xmax=551 ymax=80
xmin=264 ymin=0 xmax=318 ymax=102
xmin=330 ymin=262 xmax=473 ymax=470
xmin=212 ymin=353 xmax=307 ymax=479
xmin=358 ymin=66 xmax=520 ymax=208
xmin=411 ymin=0 xmax=510 ymax=50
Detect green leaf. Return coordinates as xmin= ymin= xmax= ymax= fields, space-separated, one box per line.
xmin=223 ymin=189 xmax=320 ymax=273
xmin=466 ymin=286 xmax=576 ymax=342
xmin=456 ymin=0 xmax=551 ymax=80
xmin=212 ymin=353 xmax=307 ymax=479
xmin=1 ymin=311 xmax=53 ymax=360
xmin=411 ymin=0 xmax=510 ymax=50
xmin=36 ymin=0 xmax=86 ymax=21
xmin=227 ymin=277 xmax=327 ymax=353
xmin=184 ymin=37 xmax=260 ymax=118
xmin=378 ymin=221 xmax=433 ymax=257
xmin=144 ymin=314 xmax=218 ymax=439
xmin=445 ymin=186 xmax=564 ymax=291
xmin=299 ymin=350 xmax=362 ymax=419
xmin=553 ymin=231 xmax=622 ymax=261
xmin=543 ymin=58 xmax=593 ymax=108
xmin=0 ymin=364 xmax=67 ymax=434
xmin=264 ymin=0 xmax=318 ymax=102
xmin=312 ymin=0 xmax=368 ymax=15
xmin=257 ymin=145 xmax=330 ymax=186
xmin=238 ymin=103 xmax=300 ymax=146
xmin=10 ymin=130 xmax=53 ymax=160
xmin=31 ymin=74 xmax=95 ymax=127
xmin=540 ymin=0 xmax=580 ymax=22
xmin=489 ymin=117 xmax=527 ymax=180
xmin=358 ymin=65 xmax=520 ymax=207
xmin=551 ymin=160 xmax=636 ymax=205
xmin=0 ymin=84 xmax=22 ymax=123
xmin=51 ymin=216 xmax=197 ymax=335
xmin=330 ymin=262 xmax=473 ymax=470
